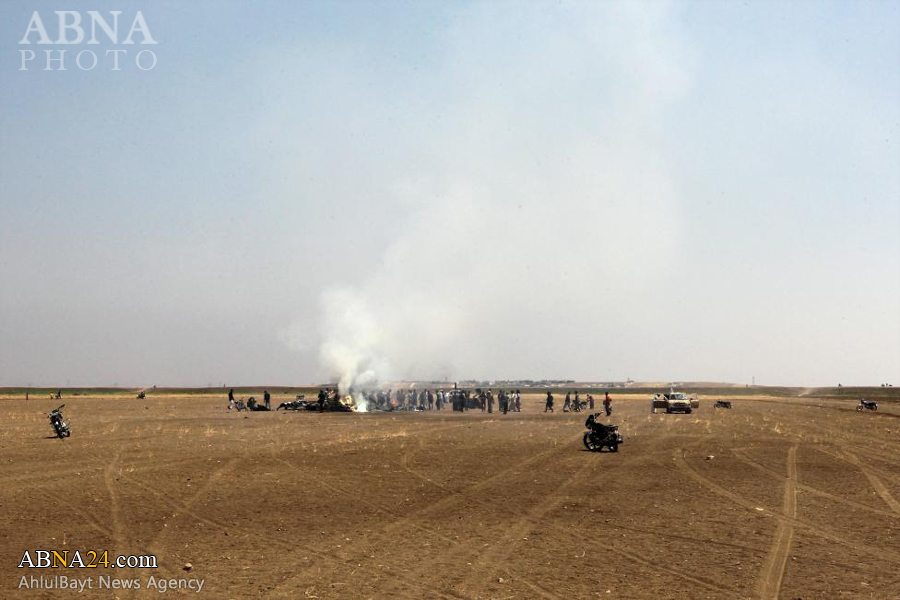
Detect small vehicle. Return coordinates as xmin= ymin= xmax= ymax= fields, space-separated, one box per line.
xmin=583 ymin=413 xmax=623 ymax=452
xmin=48 ymin=405 xmax=71 ymax=439
xmin=652 ymin=391 xmax=699 ymax=414
xmin=857 ymin=399 xmax=878 ymax=412
xmin=714 ymin=400 xmax=732 ymax=409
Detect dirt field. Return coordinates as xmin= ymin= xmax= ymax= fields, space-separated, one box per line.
xmin=2 ymin=391 xmax=899 ymax=599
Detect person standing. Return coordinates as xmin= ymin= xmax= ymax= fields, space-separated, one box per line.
xmin=588 ymin=394 xmax=594 ymax=410
xmin=563 ymin=392 xmax=571 ymax=412
xmin=264 ymin=390 xmax=271 ymax=410
xmin=603 ymin=392 xmax=612 ymax=416
xmin=487 ymin=390 xmax=494 ymax=414
xmin=317 ymin=388 xmax=326 ymax=412
xmin=544 ymin=391 xmax=554 ymax=412
xmin=515 ymin=390 xmax=521 ymax=412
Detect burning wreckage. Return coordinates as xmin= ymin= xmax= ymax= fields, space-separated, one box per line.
xmin=269 ymin=387 xmax=522 ymax=413
xmin=289 ymin=390 xmax=355 ymax=412
xmin=241 ymin=385 xmax=526 ymax=414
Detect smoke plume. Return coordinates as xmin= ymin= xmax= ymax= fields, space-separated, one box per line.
xmin=316 ymin=3 xmax=693 ymax=393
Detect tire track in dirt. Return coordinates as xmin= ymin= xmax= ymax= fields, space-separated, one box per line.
xmin=32 ymin=487 xmax=114 ymax=539
xmin=731 ymin=447 xmax=899 ymax=519
xmin=129 ymin=468 xmax=466 ymax=600
xmin=841 ymin=450 xmax=900 ymax=516
xmin=777 ymin=417 xmax=900 ymax=466
xmin=451 ymin=456 xmax=596 ymax=600
xmin=400 ymin=433 xmax=737 ymax=598
xmin=103 ymin=448 xmax=128 ymax=557
xmin=0 ymin=454 xmax=214 ymax=488
xmin=271 ymin=420 xmax=473 ymax=455
xmin=728 ymin=400 xmax=900 ymax=463
xmin=525 ymin=452 xmax=737 ymax=597
xmin=673 ymin=447 xmax=900 ymax=564
xmin=606 ymin=521 xmax=767 ymax=555
xmin=756 ymin=444 xmax=797 ymax=600
xmin=266 ymin=438 xmax=573 ymax=599
xmin=118 ymin=423 xmax=494 ymax=600
xmin=811 ymin=444 xmax=900 ymax=488
xmin=519 ymin=576 xmax=565 ymax=600
xmin=140 ymin=457 xmax=241 ymax=553
xmin=446 ymin=453 xmax=738 ymax=599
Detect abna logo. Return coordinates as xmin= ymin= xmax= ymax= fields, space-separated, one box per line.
xmin=18 ymin=11 xmax=158 ymax=71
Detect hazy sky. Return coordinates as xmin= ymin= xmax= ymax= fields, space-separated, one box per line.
xmin=1 ymin=0 xmax=898 ymax=387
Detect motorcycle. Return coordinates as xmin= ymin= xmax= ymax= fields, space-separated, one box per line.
xmin=583 ymin=413 xmax=623 ymax=452
xmin=715 ymin=400 xmax=732 ymax=409
xmin=48 ymin=405 xmax=71 ymax=439
xmin=857 ymin=399 xmax=878 ymax=412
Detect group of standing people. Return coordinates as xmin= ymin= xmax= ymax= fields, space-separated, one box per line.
xmin=451 ymin=388 xmax=522 ymax=413
xmin=545 ymin=391 xmax=612 ymax=415
xmin=226 ymin=386 xmax=614 ymax=416
xmin=353 ymin=388 xmax=522 ymax=413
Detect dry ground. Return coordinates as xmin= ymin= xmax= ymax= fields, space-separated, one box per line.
xmin=1 ymin=392 xmax=899 ymax=599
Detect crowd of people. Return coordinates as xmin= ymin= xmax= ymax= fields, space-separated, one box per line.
xmin=353 ymin=388 xmax=523 ymax=413
xmin=226 ymin=386 xmax=614 ymax=415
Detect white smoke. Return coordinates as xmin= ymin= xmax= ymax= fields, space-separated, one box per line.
xmin=318 ymin=288 xmax=390 ymax=411
xmin=316 ymin=3 xmax=694 ymax=386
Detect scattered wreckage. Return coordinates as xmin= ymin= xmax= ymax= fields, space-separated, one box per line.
xmin=277 ymin=395 xmax=309 ymax=411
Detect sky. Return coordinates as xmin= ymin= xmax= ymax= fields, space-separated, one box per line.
xmin=0 ymin=0 xmax=897 ymax=387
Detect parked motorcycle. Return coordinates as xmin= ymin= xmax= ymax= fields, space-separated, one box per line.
xmin=583 ymin=413 xmax=623 ymax=452
xmin=857 ymin=399 xmax=878 ymax=412
xmin=48 ymin=405 xmax=71 ymax=439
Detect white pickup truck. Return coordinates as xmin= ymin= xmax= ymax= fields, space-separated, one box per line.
xmin=652 ymin=391 xmax=699 ymax=414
